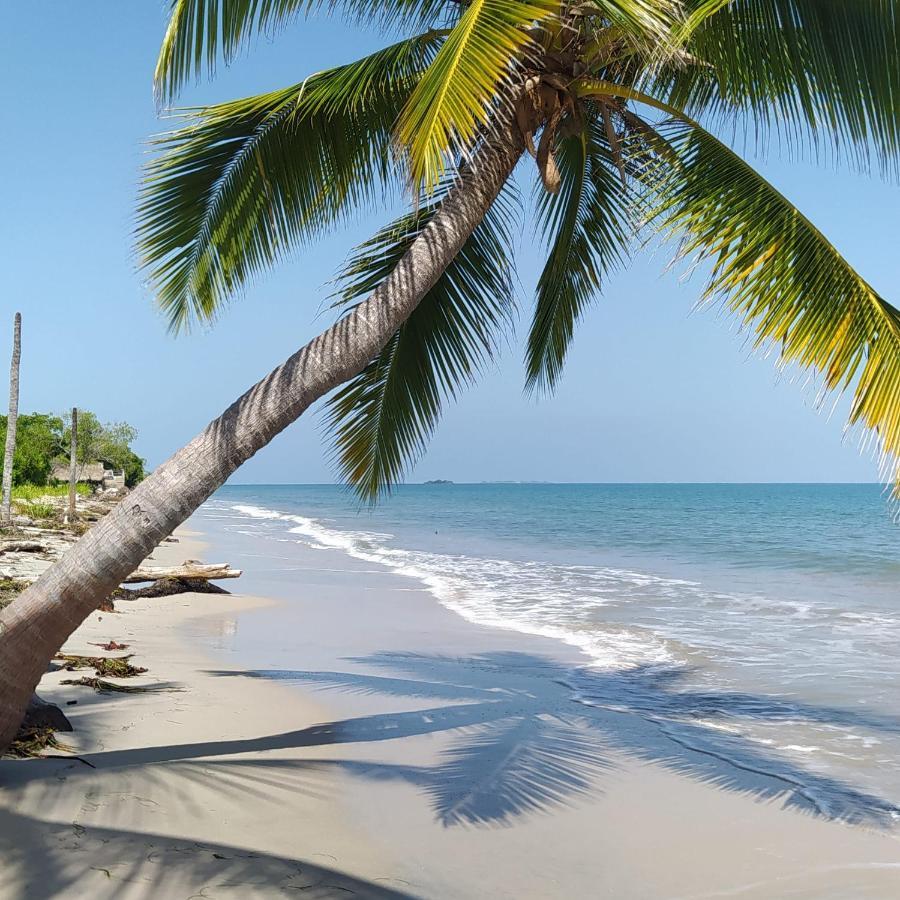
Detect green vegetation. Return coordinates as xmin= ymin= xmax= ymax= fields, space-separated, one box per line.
xmin=0 ymin=410 xmax=145 ymax=490
xmin=12 ymin=483 xmax=90 ymax=500
xmin=0 ymin=414 xmax=62 ymax=486
xmin=63 ymin=411 xmax=146 ymax=487
xmin=13 ymin=501 xmax=55 ymax=520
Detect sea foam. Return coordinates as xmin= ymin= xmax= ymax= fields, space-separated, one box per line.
xmin=227 ymin=502 xmax=676 ymax=669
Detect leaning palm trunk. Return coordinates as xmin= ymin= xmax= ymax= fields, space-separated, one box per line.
xmin=0 ymin=124 xmax=525 ymax=751
xmin=0 ymin=313 xmax=21 ymax=526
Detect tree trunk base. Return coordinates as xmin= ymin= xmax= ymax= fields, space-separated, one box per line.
xmin=22 ymin=693 xmax=72 ymax=733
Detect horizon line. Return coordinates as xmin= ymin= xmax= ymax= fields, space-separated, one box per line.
xmin=221 ymin=480 xmax=885 ymax=487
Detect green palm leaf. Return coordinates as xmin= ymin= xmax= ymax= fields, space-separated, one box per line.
xmin=588 ymin=0 xmax=682 ymax=42
xmin=651 ymin=118 xmax=900 ymax=486
xmin=325 ymin=189 xmax=518 ymax=501
xmin=138 ymin=34 xmax=441 ymax=331
xmin=155 ymin=0 xmax=452 ymax=103
xmin=662 ymin=0 xmax=900 ymax=176
xmin=526 ymin=117 xmax=631 ymax=392
xmin=394 ymin=0 xmax=557 ymax=194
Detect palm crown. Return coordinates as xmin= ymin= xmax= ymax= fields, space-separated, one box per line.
xmin=139 ymin=0 xmax=900 ymax=500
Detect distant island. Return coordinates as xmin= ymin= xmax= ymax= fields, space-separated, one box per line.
xmin=424 ymin=479 xmax=453 ymax=485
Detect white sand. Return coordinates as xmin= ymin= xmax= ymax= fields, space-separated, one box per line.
xmin=2 ymin=523 xmax=900 ymax=899
xmin=0 ymin=532 xmax=405 ymax=898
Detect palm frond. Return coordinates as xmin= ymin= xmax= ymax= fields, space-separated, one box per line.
xmin=661 ymin=0 xmax=900 ymax=176
xmin=526 ymin=117 xmax=631 ymax=392
xmin=587 ymin=0 xmax=682 ymax=43
xmin=224 ymin=668 xmax=493 ymax=701
xmin=431 ymin=716 xmax=608 ymax=826
xmin=155 ymin=0 xmax=453 ymax=103
xmin=324 ymin=186 xmax=518 ymax=501
xmin=394 ymin=0 xmax=556 ymax=194
xmin=139 ymin=34 xmax=441 ymax=331
xmin=651 ymin=118 xmax=900 ymax=488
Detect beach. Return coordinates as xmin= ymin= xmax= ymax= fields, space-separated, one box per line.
xmin=5 ymin=0 xmax=899 ymax=895
xmin=2 ymin=489 xmax=900 ymax=898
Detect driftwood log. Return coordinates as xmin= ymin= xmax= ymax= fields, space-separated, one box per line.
xmin=122 ymin=561 xmax=242 ymax=584
xmin=0 ymin=542 xmax=47 ymax=554
xmin=113 ymin=577 xmax=231 ymax=601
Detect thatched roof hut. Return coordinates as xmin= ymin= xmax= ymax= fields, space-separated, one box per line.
xmin=50 ymin=462 xmax=109 ymax=484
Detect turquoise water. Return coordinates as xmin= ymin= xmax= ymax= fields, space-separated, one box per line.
xmin=199 ymin=483 xmax=900 ymax=812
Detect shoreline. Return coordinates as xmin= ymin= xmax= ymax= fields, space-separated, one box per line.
xmin=1 ymin=515 xmax=900 ymax=897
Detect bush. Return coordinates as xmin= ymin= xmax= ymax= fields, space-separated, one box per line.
xmin=120 ymin=449 xmax=146 ymax=487
xmin=0 ymin=414 xmax=64 ymax=485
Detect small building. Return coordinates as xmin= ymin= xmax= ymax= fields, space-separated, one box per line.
xmin=50 ymin=463 xmax=125 ymax=491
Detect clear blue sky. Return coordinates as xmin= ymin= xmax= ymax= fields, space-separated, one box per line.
xmin=1 ymin=5 xmax=898 ymax=484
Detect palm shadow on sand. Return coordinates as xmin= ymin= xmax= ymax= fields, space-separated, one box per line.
xmin=14 ymin=650 xmax=895 ymax=831
xmin=200 ymin=651 xmax=900 ymax=829
xmin=0 ymin=806 xmax=419 ymax=899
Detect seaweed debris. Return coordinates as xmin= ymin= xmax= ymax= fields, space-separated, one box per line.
xmin=6 ymin=726 xmax=72 ymax=758
xmin=55 ymin=654 xmax=147 ymax=678
xmin=59 ymin=677 xmax=177 ymax=693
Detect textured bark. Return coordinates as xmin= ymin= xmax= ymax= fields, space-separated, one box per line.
xmin=0 ymin=122 xmax=526 ymax=751
xmin=0 ymin=313 xmax=21 ymax=526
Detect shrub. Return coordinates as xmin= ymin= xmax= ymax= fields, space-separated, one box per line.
xmin=0 ymin=414 xmax=64 ymax=485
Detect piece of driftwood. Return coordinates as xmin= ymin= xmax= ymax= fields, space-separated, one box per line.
xmin=89 ymin=640 xmax=129 ymax=651
xmin=113 ymin=577 xmax=230 ymax=601
xmin=123 ymin=561 xmax=241 ymax=584
xmin=0 ymin=541 xmax=47 ymax=554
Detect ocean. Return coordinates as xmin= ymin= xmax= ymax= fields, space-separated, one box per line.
xmin=197 ymin=482 xmax=900 ymax=819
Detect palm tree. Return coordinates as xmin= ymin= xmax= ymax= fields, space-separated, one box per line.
xmin=1 ymin=313 xmax=22 ymax=526
xmin=0 ymin=1 xmax=898 ymax=751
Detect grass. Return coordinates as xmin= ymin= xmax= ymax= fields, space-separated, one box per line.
xmin=8 ymin=482 xmax=92 ymax=521
xmin=12 ymin=483 xmax=90 ymax=500
xmin=13 ymin=500 xmax=56 ymax=519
